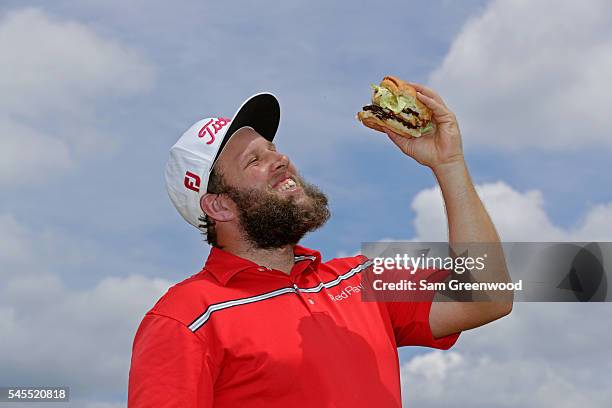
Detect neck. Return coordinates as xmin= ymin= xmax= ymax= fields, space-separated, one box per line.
xmin=221 ymin=239 xmax=296 ymax=275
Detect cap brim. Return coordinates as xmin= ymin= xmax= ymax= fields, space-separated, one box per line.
xmin=211 ymin=92 xmax=280 ymax=171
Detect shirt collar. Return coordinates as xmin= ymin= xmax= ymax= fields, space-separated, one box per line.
xmin=204 ymin=245 xmax=321 ymax=286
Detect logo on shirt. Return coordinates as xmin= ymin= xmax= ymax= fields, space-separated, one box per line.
xmin=328 ymin=282 xmax=364 ymax=302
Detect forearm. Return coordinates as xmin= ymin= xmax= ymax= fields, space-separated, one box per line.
xmin=433 ymin=160 xmax=499 ymax=244
xmin=433 ymin=159 xmax=513 ymax=312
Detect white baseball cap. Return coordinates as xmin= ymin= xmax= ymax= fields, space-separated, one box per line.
xmin=165 ymin=93 xmax=281 ymax=229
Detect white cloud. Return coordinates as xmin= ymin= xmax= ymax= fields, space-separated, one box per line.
xmin=402 ymin=350 xmax=463 ymax=383
xmin=0 ymin=8 xmax=154 ymax=185
xmin=0 ymin=212 xmax=175 ymax=405
xmin=574 ymin=203 xmax=612 ymax=241
xmin=412 ymin=181 xmax=612 ymax=241
xmin=0 ymin=213 xmax=33 ymax=265
xmin=0 ymin=213 xmax=100 ymax=279
xmin=402 ymin=179 xmax=612 ymax=407
xmin=429 ymin=0 xmax=612 ymax=150
xmin=0 ymin=272 xmax=170 ymax=397
xmin=401 ymin=303 xmax=612 ymax=408
xmin=0 ymin=116 xmax=74 ymax=183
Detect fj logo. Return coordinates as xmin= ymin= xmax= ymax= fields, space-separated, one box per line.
xmin=184 ymin=171 xmax=201 ymax=192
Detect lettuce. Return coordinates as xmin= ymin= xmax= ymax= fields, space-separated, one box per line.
xmin=420 ymin=121 xmax=434 ymax=134
xmin=371 ymin=84 xmax=419 ymax=114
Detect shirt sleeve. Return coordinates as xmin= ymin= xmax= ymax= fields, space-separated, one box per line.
xmin=383 ymin=295 xmax=461 ymax=349
xmin=128 ymin=312 xmax=218 ymax=407
xmin=358 ymin=254 xmax=461 ymax=349
xmin=382 ymin=266 xmax=461 ymax=349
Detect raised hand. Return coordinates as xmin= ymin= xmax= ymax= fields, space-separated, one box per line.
xmin=384 ymin=83 xmax=464 ymax=171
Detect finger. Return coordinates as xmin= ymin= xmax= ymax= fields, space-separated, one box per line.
xmin=416 ymin=92 xmax=454 ymax=122
xmin=384 ymin=129 xmax=410 ymax=150
xmin=384 ymin=128 xmax=403 ymax=143
xmin=408 ymin=82 xmax=448 ymax=108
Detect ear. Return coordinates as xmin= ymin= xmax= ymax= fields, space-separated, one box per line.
xmin=200 ymin=193 xmax=236 ymax=222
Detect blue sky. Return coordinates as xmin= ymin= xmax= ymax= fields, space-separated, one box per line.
xmin=1 ymin=1 xmax=612 ymax=407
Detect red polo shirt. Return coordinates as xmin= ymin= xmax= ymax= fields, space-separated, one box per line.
xmin=128 ymin=245 xmax=460 ymax=407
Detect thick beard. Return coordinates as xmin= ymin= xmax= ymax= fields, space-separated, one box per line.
xmin=224 ymin=176 xmax=330 ymax=249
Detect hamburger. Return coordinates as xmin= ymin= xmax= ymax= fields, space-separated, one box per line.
xmin=357 ymin=76 xmax=433 ymax=138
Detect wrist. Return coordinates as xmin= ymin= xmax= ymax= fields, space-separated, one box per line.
xmin=432 ymin=156 xmax=467 ymax=178
xmin=432 ymin=157 xmax=476 ymax=203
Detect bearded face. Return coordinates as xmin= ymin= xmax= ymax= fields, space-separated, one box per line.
xmin=222 ymin=173 xmax=330 ymax=249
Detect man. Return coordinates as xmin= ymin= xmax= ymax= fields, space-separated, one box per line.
xmin=128 ymin=86 xmax=512 ymax=407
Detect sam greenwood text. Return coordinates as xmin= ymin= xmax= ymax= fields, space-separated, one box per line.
xmin=372 ymin=279 xmax=523 ymax=291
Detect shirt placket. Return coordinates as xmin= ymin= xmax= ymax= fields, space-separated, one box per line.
xmin=256 ymin=262 xmax=319 ymax=310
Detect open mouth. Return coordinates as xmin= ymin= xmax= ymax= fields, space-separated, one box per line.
xmin=272 ymin=176 xmax=298 ymax=193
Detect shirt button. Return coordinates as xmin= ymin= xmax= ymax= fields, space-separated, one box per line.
xmin=308 ymin=299 xmax=315 ymax=305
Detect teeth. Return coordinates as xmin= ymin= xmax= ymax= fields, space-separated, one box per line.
xmin=278 ymin=178 xmax=296 ymax=191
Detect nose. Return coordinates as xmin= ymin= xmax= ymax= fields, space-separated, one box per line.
xmin=271 ymin=151 xmax=290 ymax=171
